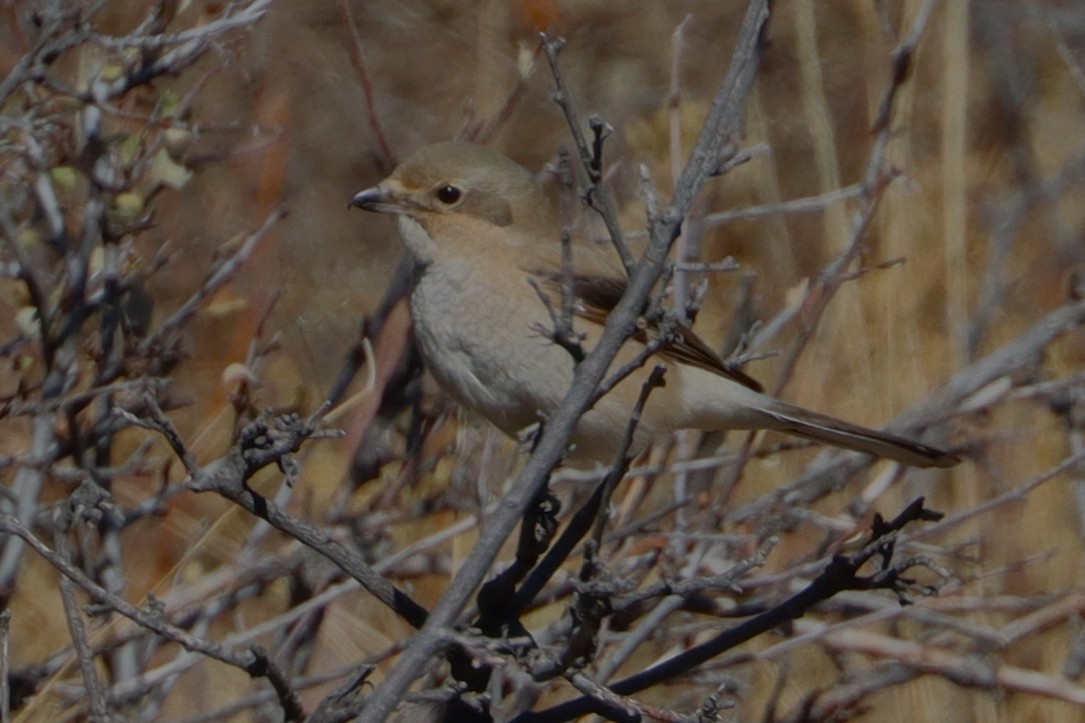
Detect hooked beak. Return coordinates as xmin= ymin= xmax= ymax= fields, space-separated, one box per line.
xmin=350 ymin=184 xmax=401 ymax=214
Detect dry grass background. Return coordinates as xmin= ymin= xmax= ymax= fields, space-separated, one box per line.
xmin=4 ymin=0 xmax=1085 ymax=721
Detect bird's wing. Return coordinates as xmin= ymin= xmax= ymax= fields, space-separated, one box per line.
xmin=531 ymin=266 xmax=764 ymax=393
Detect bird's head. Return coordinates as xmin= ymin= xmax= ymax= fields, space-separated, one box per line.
xmin=352 ymin=143 xmax=555 ymax=263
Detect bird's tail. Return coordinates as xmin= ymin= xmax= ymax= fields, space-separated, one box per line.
xmin=755 ymin=401 xmax=959 ymax=468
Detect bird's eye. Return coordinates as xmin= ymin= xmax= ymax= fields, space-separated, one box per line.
xmin=435 ymin=185 xmax=462 ymax=205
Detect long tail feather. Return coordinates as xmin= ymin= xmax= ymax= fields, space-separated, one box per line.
xmin=761 ymin=403 xmax=959 ymax=468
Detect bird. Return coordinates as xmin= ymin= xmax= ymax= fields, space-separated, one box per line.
xmin=350 ymin=142 xmax=958 ymax=469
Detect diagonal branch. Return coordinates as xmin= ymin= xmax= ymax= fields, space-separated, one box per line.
xmin=352 ymin=2 xmax=771 ymax=720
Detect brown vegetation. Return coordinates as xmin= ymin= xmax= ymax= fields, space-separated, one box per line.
xmin=1 ymin=1 xmax=1084 ymax=721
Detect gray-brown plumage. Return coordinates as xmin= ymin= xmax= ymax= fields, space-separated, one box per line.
xmin=352 ymin=142 xmax=958 ymax=468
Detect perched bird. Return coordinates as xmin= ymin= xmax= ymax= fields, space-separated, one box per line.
xmin=351 ymin=142 xmax=958 ymax=468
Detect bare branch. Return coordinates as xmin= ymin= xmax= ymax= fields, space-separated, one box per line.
xmin=353 ymin=3 xmax=770 ymax=719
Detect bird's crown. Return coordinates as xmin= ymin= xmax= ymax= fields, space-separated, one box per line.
xmin=387 ymin=142 xmax=552 ymax=230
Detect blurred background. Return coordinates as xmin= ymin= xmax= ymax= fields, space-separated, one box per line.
xmin=5 ymin=0 xmax=1085 ymax=720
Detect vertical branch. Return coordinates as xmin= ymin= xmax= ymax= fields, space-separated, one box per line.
xmin=942 ymin=0 xmax=971 ymax=364
xmin=55 ymin=525 xmax=112 ymax=720
xmin=336 ymin=0 xmax=395 ymax=170
xmin=665 ymin=15 xmax=699 ymax=571
xmin=541 ymin=36 xmax=635 ymax=273
xmin=0 ymin=416 xmax=55 ymax=598
xmin=760 ymin=0 xmax=939 ymax=398
xmin=0 ymin=609 xmax=9 ymax=723
xmin=669 ymin=13 xmax=694 ymax=316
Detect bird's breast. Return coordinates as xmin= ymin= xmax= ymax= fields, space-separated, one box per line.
xmin=409 ymin=262 xmax=573 ymax=437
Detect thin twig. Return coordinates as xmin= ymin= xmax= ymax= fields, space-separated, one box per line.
xmin=54 ymin=527 xmax=112 ymax=721
xmin=140 ymin=207 xmax=286 ymax=356
xmin=352 ymin=4 xmax=770 ymax=720
xmin=0 ymin=515 xmax=306 ymax=722
xmin=0 ymin=610 xmax=10 ymax=723
xmin=541 ymin=36 xmax=635 ymax=273
xmin=336 ymin=0 xmax=394 ymax=169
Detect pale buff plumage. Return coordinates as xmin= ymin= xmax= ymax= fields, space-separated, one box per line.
xmin=351 ymin=142 xmax=958 ymax=468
